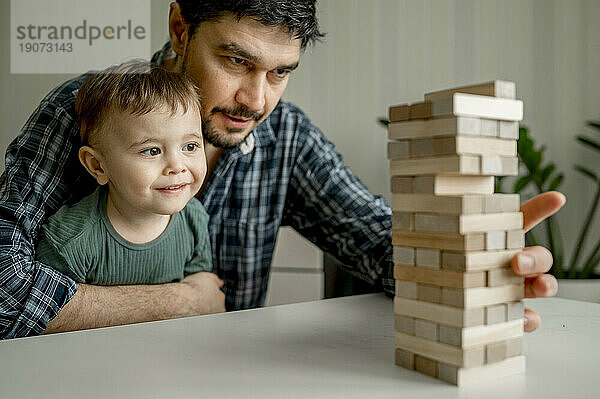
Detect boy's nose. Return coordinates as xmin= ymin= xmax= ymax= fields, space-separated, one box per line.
xmin=163 ymin=155 xmax=187 ymax=175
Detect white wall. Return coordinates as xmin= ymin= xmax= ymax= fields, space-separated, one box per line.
xmin=2 ymin=0 xmax=599 ymax=266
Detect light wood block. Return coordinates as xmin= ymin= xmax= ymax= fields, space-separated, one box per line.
xmin=415 ymin=319 xmax=439 ymax=341
xmin=483 ymin=194 xmax=520 ymax=213
xmin=499 ymin=121 xmax=519 ymax=139
xmin=393 ymin=297 xmax=485 ymax=328
xmin=460 ymin=212 xmax=523 ymax=234
xmin=415 ymin=355 xmax=438 ymax=378
xmin=424 ymin=80 xmax=517 ymax=102
xmin=395 ymin=280 xmax=418 ymax=299
xmin=414 ymin=213 xmax=458 ymax=233
xmin=394 ymin=264 xmax=486 ymax=289
xmin=439 ymin=325 xmax=462 ymax=346
xmin=455 ymin=136 xmax=517 ymax=157
xmin=485 ymin=231 xmax=507 ymax=250
xmin=406 ymin=136 xmax=516 ymax=158
xmin=390 ymin=176 xmax=414 ymax=193
xmin=487 ymin=268 xmax=524 ymax=287
xmin=389 ymin=104 xmax=410 ymax=122
xmin=507 ymin=301 xmax=525 ymax=321
xmin=485 ymin=304 xmax=508 ymax=324
xmin=388 ymin=116 xmax=480 ymax=140
xmin=392 ymin=212 xmax=414 ymax=230
xmin=437 ymin=319 xmax=524 ymax=348
xmin=393 ymin=230 xmax=485 ymax=251
xmin=395 ymin=348 xmax=415 ymax=369
xmin=395 ymin=331 xmax=485 ymax=367
xmin=507 ymin=230 xmax=525 ymax=249
xmin=480 ymin=119 xmax=499 ymax=137
xmin=441 ymin=249 xmax=520 ymax=271
xmin=437 ymin=355 xmax=525 ymax=386
xmin=441 ymin=284 xmax=524 ymax=308
xmin=486 ymin=341 xmax=507 ymax=363
xmin=417 ymin=284 xmax=442 ymax=304
xmin=392 ymin=193 xmax=484 ymax=215
xmin=390 ymin=155 xmax=480 ymax=175
xmin=394 ymin=315 xmax=415 ymax=335
xmin=415 ymin=248 xmax=441 ymax=268
xmin=432 ymin=93 xmax=523 ymax=121
xmin=410 ymin=102 xmax=433 ymax=120
xmin=431 ymin=175 xmax=495 ymax=195
xmin=506 ymin=337 xmax=523 ymax=357
xmin=410 ymin=138 xmax=435 ymax=157
xmin=393 ymin=246 xmax=415 ymax=265
xmin=387 ymin=141 xmax=410 ymax=159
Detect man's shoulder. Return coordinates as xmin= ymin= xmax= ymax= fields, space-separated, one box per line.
xmin=39 ymin=72 xmax=94 ymax=114
xmin=263 ymin=100 xmax=320 ymax=143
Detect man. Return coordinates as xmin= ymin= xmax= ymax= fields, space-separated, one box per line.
xmin=0 ymin=0 xmax=561 ymax=339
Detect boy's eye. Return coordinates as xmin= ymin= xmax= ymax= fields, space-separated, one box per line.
xmin=183 ymin=143 xmax=199 ymax=152
xmin=141 ymin=147 xmax=161 ymax=156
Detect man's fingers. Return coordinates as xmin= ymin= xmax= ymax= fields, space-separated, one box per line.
xmin=520 ymin=191 xmax=566 ymax=232
xmin=524 ymin=274 xmax=558 ymax=298
xmin=524 ymin=307 xmax=541 ymax=332
xmin=511 ymin=246 xmax=553 ymax=276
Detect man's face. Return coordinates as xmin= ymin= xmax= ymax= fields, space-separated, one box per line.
xmin=180 ymin=14 xmax=302 ymax=148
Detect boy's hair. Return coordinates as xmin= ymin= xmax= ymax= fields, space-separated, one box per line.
xmin=75 ymin=60 xmax=202 ymax=145
xmin=176 ymin=0 xmax=324 ymax=50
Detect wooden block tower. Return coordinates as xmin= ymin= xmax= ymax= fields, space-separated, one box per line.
xmin=388 ymin=81 xmax=526 ymax=386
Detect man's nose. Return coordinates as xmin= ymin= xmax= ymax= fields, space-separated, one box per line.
xmin=235 ymin=74 xmax=266 ymax=112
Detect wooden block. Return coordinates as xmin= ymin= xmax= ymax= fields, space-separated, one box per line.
xmin=486 ymin=341 xmax=507 ymax=364
xmin=455 ymin=136 xmax=517 ymax=157
xmin=438 ymin=355 xmax=526 ymax=386
xmin=480 ymin=155 xmax=518 ymax=176
xmin=485 ymin=304 xmax=507 ymax=324
xmin=392 ymin=212 xmax=414 ymax=230
xmin=439 ymin=325 xmax=462 ymax=346
xmin=415 ymin=213 xmax=458 ymax=233
xmin=507 ymin=301 xmax=525 ymax=321
xmin=483 ymin=194 xmax=520 ymax=213
xmin=394 ymin=297 xmax=485 ymax=328
xmin=392 ymin=194 xmax=484 ymax=215
xmin=395 ymin=331 xmax=485 ymax=367
xmin=395 ymin=280 xmax=418 ymax=299
xmin=412 ymin=176 xmax=434 ymax=193
xmin=393 ymin=246 xmax=415 ymax=265
xmin=388 ymin=116 xmax=480 ymax=140
xmin=424 ymin=80 xmax=517 ymax=102
xmin=500 ymin=156 xmax=519 ymax=175
xmin=485 ymin=231 xmax=507 ymax=250
xmin=390 ymin=176 xmax=413 ymax=193
xmin=395 ymin=347 xmax=415 ymax=369
xmin=409 ymin=138 xmax=435 ymax=157
xmin=459 ymin=212 xmax=523 ymax=234
xmin=415 ymin=355 xmax=438 ymax=378
xmin=432 ymin=93 xmax=523 ymax=121
xmin=499 ymin=121 xmax=519 ymax=139
xmin=487 ymin=268 xmax=524 ymax=287
xmin=394 ymin=264 xmax=486 ymax=289
xmin=506 ymin=337 xmax=523 ymax=357
xmin=415 ymin=319 xmax=439 ymax=341
xmin=410 ymin=102 xmax=433 ymax=120
xmin=394 ymin=315 xmax=415 ymax=335
xmin=389 ymin=104 xmax=410 ymax=122
xmin=390 ymin=155 xmax=480 ymax=176
xmin=393 ymin=230 xmax=485 ymax=251
xmin=441 ymin=249 xmax=520 ymax=271
xmin=415 ymin=248 xmax=441 ymax=268
xmin=417 ymin=284 xmax=442 ymax=304
xmin=507 ymin=230 xmax=525 ymax=249
xmin=480 ymin=119 xmax=499 ymax=137
xmin=387 ymin=141 xmax=410 ymax=159
xmin=441 ymin=284 xmax=524 ymax=308
xmin=432 ymin=175 xmax=495 ymax=195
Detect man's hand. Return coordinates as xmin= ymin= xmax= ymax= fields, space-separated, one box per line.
xmin=44 ymin=272 xmax=226 ymax=334
xmin=511 ymin=191 xmax=566 ymax=332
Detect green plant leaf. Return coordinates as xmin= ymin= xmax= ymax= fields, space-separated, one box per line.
xmin=514 ymin=175 xmax=533 ymax=193
xmin=576 ymin=136 xmax=600 ymax=153
xmin=587 ymin=121 xmax=600 ymax=132
xmin=574 ymin=165 xmax=599 ymax=181
xmin=540 ymin=164 xmax=556 ymax=185
xmin=548 ymin=174 xmax=564 ymax=190
xmin=378 ymin=118 xmax=389 ymax=128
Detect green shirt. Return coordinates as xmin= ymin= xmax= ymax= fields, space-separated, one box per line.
xmin=36 ymin=187 xmax=212 ymax=285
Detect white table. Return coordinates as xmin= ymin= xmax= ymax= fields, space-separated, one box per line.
xmin=0 ymin=294 xmax=598 ymax=398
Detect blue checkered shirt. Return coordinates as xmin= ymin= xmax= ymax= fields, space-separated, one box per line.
xmin=0 ymin=50 xmax=393 ymax=339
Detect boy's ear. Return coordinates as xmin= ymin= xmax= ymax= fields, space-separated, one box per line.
xmin=168 ymin=2 xmax=189 ymax=57
xmin=79 ymin=146 xmax=109 ymax=185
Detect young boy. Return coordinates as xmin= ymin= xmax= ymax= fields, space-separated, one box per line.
xmin=36 ymin=60 xmax=212 ymax=285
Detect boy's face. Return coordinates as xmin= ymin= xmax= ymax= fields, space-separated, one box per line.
xmin=176 ymin=13 xmax=302 ymax=148
xmin=96 ymin=106 xmax=206 ymax=217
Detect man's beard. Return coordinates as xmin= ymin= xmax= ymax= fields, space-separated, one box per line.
xmin=202 ymin=105 xmax=264 ymax=149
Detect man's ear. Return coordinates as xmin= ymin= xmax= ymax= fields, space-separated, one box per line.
xmin=79 ymin=146 xmax=109 ymax=185
xmin=168 ymin=2 xmax=189 ymax=57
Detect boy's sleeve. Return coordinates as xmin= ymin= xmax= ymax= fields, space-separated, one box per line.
xmin=0 ymin=79 xmax=91 ymax=339
xmin=183 ymin=201 xmax=213 ymax=275
xmin=36 ymin=235 xmax=88 ymax=283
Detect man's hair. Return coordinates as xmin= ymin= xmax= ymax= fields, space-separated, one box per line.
xmin=75 ymin=60 xmax=201 ymax=145
xmin=176 ymin=0 xmax=324 ymax=50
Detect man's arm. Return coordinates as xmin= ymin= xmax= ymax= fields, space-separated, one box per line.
xmin=44 ymin=272 xmax=225 ymax=334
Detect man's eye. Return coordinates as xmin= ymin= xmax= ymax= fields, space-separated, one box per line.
xmin=229 ymin=57 xmax=246 ymax=66
xmin=183 ymin=143 xmax=198 ymax=152
xmin=141 ymin=147 xmax=161 ymax=156
xmin=274 ymin=69 xmax=289 ymax=78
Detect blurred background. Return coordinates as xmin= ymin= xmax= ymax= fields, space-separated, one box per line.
xmin=2 ymin=1 xmax=599 ymax=302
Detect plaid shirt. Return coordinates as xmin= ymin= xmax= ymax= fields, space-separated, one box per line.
xmin=0 ymin=48 xmax=393 ymax=339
